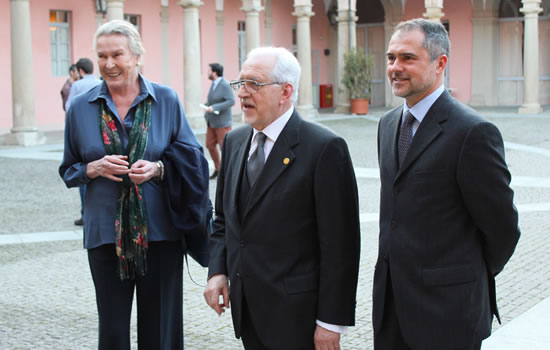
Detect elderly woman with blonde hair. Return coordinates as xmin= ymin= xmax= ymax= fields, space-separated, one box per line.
xmin=59 ymin=20 xmax=208 ymax=349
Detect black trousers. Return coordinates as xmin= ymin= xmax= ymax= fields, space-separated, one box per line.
xmin=87 ymin=241 xmax=183 ymax=350
xmin=374 ymin=272 xmax=481 ymax=350
xmin=240 ymin=295 xmax=315 ymax=350
xmin=241 ymin=296 xmax=271 ymax=350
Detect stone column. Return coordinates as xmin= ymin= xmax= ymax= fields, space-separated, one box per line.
xmin=160 ymin=4 xmax=171 ymax=86
xmin=519 ymin=0 xmax=543 ymax=114
xmin=293 ymin=2 xmax=318 ymax=119
xmin=216 ymin=10 xmax=225 ymax=64
xmin=334 ymin=8 xmax=357 ymax=113
xmin=179 ymin=0 xmax=204 ymax=128
xmin=95 ymin=13 xmax=105 ymax=28
xmin=241 ymin=0 xmax=263 ymax=53
xmin=106 ymin=0 xmax=125 ymax=21
xmin=264 ymin=0 xmax=273 ymax=45
xmin=4 ymin=0 xmax=44 ymax=146
xmin=423 ymin=0 xmax=445 ymax=22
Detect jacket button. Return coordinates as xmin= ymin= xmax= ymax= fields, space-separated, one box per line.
xmin=393 ymin=188 xmax=399 ymax=195
xmin=240 ymin=240 xmax=245 ymax=248
xmin=236 ymin=273 xmax=241 ymax=279
xmin=391 ymin=220 xmax=397 ymax=229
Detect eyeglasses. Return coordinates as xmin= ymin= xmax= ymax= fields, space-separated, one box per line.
xmin=230 ymin=79 xmax=282 ymax=94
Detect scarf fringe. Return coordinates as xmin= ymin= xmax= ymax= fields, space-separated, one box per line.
xmin=118 ymin=252 xmax=148 ymax=280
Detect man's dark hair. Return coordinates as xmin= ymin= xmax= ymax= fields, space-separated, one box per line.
xmin=209 ymin=63 xmax=223 ymax=77
xmin=394 ymin=18 xmax=450 ymax=61
xmin=68 ymin=64 xmax=78 ymax=73
xmin=76 ymin=58 xmax=94 ymax=74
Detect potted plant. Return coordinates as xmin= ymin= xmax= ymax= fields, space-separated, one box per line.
xmin=341 ymin=48 xmax=374 ymax=114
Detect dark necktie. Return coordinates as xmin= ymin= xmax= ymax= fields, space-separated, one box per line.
xmin=398 ymin=110 xmax=415 ymax=166
xmin=247 ymin=132 xmax=267 ymax=186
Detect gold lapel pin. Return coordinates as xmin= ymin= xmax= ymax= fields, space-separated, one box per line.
xmin=283 ymin=157 xmax=290 ymax=165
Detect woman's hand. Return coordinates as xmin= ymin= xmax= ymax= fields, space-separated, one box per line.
xmin=87 ymin=155 xmax=130 ymax=182
xmin=129 ymin=159 xmax=158 ymax=185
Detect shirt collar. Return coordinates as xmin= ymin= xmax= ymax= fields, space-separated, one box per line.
xmin=403 ymin=84 xmax=445 ymax=124
xmin=212 ymin=77 xmax=222 ymax=88
xmin=252 ymin=105 xmax=294 ymax=144
xmin=89 ymin=73 xmax=157 ymax=104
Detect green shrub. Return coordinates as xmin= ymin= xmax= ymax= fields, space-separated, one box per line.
xmin=341 ymin=49 xmax=374 ymax=99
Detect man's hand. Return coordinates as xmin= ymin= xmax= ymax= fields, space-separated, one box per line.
xmin=128 ymin=160 xmax=157 ymax=184
xmin=87 ymin=155 xmax=130 ymax=182
xmin=314 ymin=325 xmax=341 ymax=350
xmin=203 ymin=274 xmax=230 ymax=315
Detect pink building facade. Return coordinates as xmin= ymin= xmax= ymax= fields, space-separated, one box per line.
xmin=2 ymin=0 xmax=549 ymax=145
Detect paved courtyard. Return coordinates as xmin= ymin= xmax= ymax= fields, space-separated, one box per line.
xmin=1 ymin=107 xmax=549 ymax=349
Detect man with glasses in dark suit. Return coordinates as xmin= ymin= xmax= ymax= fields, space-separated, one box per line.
xmin=203 ymin=47 xmax=361 ymax=350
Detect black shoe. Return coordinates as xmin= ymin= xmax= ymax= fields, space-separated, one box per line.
xmin=209 ymin=170 xmax=219 ymax=179
xmin=74 ymin=218 xmax=83 ymax=226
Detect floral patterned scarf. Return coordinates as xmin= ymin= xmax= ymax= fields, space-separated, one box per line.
xmin=98 ymin=97 xmax=152 ymax=280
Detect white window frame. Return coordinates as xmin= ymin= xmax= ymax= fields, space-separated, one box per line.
xmin=124 ymin=14 xmax=141 ymax=33
xmin=49 ymin=10 xmax=71 ymax=76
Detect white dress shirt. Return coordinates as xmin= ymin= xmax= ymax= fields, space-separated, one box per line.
xmin=248 ymin=105 xmax=294 ymax=161
xmin=402 ymin=84 xmax=445 ymax=136
xmin=211 ymin=76 xmax=222 ymax=91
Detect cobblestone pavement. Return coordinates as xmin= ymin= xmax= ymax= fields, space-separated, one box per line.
xmin=1 ymin=107 xmax=549 ymax=349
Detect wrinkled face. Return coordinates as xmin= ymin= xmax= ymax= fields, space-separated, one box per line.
xmin=96 ymin=34 xmax=140 ymax=91
xmin=386 ymin=29 xmax=446 ymax=107
xmin=237 ymin=54 xmax=285 ymax=130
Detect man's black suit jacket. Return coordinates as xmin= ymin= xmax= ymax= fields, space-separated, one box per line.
xmin=208 ymin=110 xmax=361 ymax=349
xmin=374 ymin=91 xmax=520 ymax=350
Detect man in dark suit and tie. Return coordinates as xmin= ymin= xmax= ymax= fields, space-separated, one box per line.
xmin=204 ymin=63 xmax=235 ymax=179
xmin=203 ymin=47 xmax=361 ymax=350
xmin=374 ymin=18 xmax=521 ymax=350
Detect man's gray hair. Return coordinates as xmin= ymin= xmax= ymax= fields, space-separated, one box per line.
xmin=394 ymin=18 xmax=450 ymax=61
xmin=94 ymin=20 xmax=145 ymax=61
xmin=246 ymin=47 xmax=301 ymax=103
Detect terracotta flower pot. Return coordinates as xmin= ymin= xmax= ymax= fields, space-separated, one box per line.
xmin=350 ymin=98 xmax=369 ymax=115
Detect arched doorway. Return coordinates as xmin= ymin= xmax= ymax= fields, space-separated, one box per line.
xmin=356 ymin=0 xmax=385 ymax=106
xmin=497 ymin=0 xmax=524 ymax=105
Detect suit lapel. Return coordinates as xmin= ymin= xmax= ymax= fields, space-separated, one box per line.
xmin=228 ymin=127 xmax=253 ymax=224
xmin=207 ymin=82 xmax=215 ymax=103
xmin=378 ymin=107 xmax=402 ymax=183
xmin=244 ymin=112 xmax=300 ymax=218
xmin=388 ymin=107 xmax=402 ymax=171
xmin=396 ymin=91 xmax=451 ymax=179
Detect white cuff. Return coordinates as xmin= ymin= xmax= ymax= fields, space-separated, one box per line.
xmin=316 ymin=320 xmax=348 ymax=334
